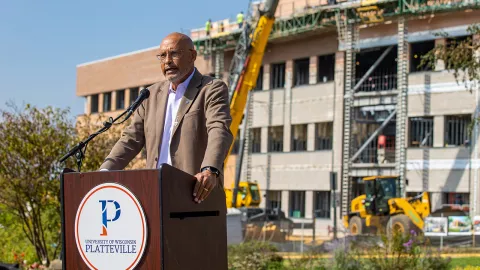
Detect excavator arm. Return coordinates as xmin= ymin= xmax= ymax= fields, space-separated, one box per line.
xmin=390 ymin=192 xmax=431 ymax=231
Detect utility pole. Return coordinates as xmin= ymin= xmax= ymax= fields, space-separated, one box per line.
xmin=331 ymin=171 xmax=338 ymax=239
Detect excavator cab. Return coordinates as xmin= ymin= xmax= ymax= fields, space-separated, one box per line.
xmin=237 ymin=182 xmax=261 ymax=207
xmin=225 ymin=181 xmax=262 ymax=208
xmin=363 ymin=176 xmax=401 ymax=216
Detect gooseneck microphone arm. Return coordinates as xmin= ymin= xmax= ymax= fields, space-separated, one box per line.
xmin=59 ymin=88 xmax=150 ymax=172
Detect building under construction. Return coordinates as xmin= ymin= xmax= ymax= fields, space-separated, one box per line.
xmin=76 ymin=0 xmax=480 ymax=237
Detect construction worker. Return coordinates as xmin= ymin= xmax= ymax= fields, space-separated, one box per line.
xmin=205 ymin=19 xmax=212 ymax=36
xmin=219 ymin=21 xmax=224 ymax=33
xmin=237 ymin=11 xmax=244 ymax=29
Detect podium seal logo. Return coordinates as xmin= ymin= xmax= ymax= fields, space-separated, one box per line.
xmin=75 ymin=183 xmax=147 ymax=270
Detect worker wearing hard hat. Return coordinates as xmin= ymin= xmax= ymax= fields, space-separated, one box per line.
xmin=237 ymin=12 xmax=244 ymax=29
xmin=205 ymin=19 xmax=212 ymax=36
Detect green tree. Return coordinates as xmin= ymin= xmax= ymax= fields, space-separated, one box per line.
xmin=0 ymin=103 xmax=75 ymax=265
xmin=419 ymin=24 xmax=479 ymax=92
xmin=0 ymin=204 xmax=38 ymax=266
xmin=0 ymin=103 xmax=145 ymax=265
xmin=74 ymin=113 xmax=145 ymax=171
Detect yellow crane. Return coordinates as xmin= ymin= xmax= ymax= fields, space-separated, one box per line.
xmin=222 ymin=0 xmax=279 ymax=208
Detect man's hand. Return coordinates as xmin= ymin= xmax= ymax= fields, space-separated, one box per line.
xmin=193 ymin=170 xmax=217 ymax=203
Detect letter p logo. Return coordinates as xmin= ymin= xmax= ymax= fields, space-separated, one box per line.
xmin=99 ymin=200 xmax=121 ymax=236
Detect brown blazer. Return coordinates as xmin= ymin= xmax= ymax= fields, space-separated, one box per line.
xmin=99 ymin=69 xmax=233 ymax=184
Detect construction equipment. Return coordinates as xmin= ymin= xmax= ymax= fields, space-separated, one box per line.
xmin=343 ymin=176 xmax=431 ymax=236
xmin=221 ymin=0 xmax=279 ymax=209
xmin=225 ymin=181 xmax=261 ymax=208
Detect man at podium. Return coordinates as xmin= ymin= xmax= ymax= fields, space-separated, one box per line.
xmin=99 ymin=32 xmax=233 ymax=204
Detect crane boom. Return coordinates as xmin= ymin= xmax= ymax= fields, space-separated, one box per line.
xmin=225 ymin=0 xmax=279 ymax=166
xmin=221 ymin=0 xmax=279 ymax=208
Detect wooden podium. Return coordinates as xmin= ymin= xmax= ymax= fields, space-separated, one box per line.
xmin=61 ymin=164 xmax=228 ymax=270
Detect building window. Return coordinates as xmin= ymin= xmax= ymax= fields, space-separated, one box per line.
xmin=445 ymin=115 xmax=470 ymax=147
xmin=268 ymin=126 xmax=283 ymax=152
xmin=406 ymin=192 xmax=423 ymax=198
xmin=355 ymin=45 xmax=398 ymax=92
xmin=318 ymin=54 xmax=335 ymax=83
xmin=409 ymin=117 xmax=433 ymax=147
xmin=270 ymin=62 xmax=285 ymax=89
xmin=253 ymin=66 xmax=263 ymax=91
xmin=130 ymin=87 xmax=139 ymax=105
xmin=90 ymin=94 xmax=99 ymax=113
xmin=410 ymin=40 xmax=435 ymax=72
xmin=294 ymin=58 xmax=309 ymax=86
xmin=314 ymin=191 xmax=331 ymax=219
xmin=291 ymin=124 xmax=307 ymax=151
xmin=250 ymin=128 xmax=261 ymax=153
xmin=289 ymin=191 xmax=305 ymax=218
xmin=315 ymin=122 xmax=333 ymax=150
xmin=116 ymin=89 xmax=125 ymax=110
xmin=443 ymin=192 xmax=469 ymax=205
xmin=103 ymin=93 xmax=112 ymax=112
xmin=268 ymin=190 xmax=282 ymax=210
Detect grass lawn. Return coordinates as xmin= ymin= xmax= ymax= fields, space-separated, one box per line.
xmin=278 ymin=255 xmax=480 ymax=269
xmin=449 ymin=257 xmax=480 ymax=268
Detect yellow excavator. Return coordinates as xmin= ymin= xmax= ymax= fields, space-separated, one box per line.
xmin=220 ymin=0 xmax=279 ymax=209
xmin=225 ymin=182 xmax=261 ymax=208
xmin=343 ymin=176 xmax=431 ymax=236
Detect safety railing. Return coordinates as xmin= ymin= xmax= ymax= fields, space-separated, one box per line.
xmin=355 ymin=72 xmax=397 ymax=93
xmin=352 ymin=135 xmax=395 ymax=164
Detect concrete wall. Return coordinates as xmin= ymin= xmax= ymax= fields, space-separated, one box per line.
xmin=76 ymin=47 xmax=214 ymax=96
xmin=408 ymin=71 xmax=477 ymax=116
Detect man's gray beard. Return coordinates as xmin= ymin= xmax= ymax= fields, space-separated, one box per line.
xmin=167 ymin=71 xmax=186 ymax=84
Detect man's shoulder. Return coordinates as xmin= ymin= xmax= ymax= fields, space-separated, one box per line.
xmin=147 ymin=80 xmax=168 ymax=94
xmin=199 ymin=73 xmax=227 ymax=90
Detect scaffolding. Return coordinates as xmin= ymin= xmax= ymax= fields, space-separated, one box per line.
xmin=338 ymin=10 xmax=409 ymax=216
xmin=193 ymin=0 xmax=480 ymax=56
xmin=191 ymin=0 xmax=480 ymax=216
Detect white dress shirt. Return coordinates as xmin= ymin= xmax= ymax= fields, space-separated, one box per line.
xmin=156 ymin=68 xmax=196 ymax=168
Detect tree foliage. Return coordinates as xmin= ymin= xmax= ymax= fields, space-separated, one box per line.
xmin=0 ymin=102 xmax=144 ymax=265
xmin=0 ymin=103 xmax=75 ymax=264
xmin=74 ymin=113 xmax=145 ymax=171
xmin=0 ymin=204 xmax=38 ymax=265
xmin=419 ymin=24 xmax=480 ymax=92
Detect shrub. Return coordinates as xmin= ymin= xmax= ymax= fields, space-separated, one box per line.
xmin=321 ymin=230 xmax=451 ymax=270
xmin=325 ymin=248 xmax=362 ymax=270
xmin=277 ymin=230 xmax=451 ymax=270
xmin=361 ymin=230 xmax=450 ymax=270
xmin=282 ymin=251 xmax=326 ymax=270
xmin=228 ymin=241 xmax=283 ymax=270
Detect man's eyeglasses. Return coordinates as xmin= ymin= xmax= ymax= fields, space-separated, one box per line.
xmin=156 ymin=49 xmax=193 ymax=63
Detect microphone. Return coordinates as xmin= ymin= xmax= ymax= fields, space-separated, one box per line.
xmin=128 ymin=88 xmax=150 ymax=114
xmin=58 ymin=88 xmax=150 ymax=169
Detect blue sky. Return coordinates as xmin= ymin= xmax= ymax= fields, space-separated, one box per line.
xmin=0 ymin=0 xmax=248 ymax=120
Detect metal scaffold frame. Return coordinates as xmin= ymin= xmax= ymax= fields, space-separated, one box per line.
xmin=193 ymin=0 xmax=480 ymax=56
xmin=340 ymin=22 xmax=358 ymax=217
xmin=396 ymin=16 xmax=408 ymax=197
xmin=215 ymin=50 xmax=224 ymax=80
xmin=339 ymin=17 xmax=409 ymax=217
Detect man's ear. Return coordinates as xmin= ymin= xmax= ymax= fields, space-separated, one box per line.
xmin=191 ymin=50 xmax=197 ymax=62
